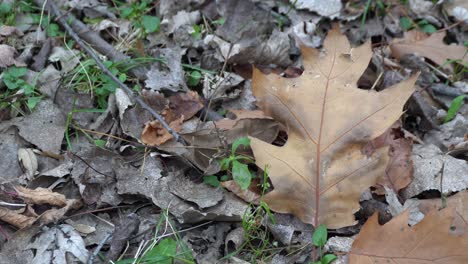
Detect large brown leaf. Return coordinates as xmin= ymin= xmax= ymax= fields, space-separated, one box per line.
xmin=349 ymin=208 xmax=468 ymax=263
xmin=250 ymin=25 xmax=417 ymax=228
xmin=390 ymin=30 xmax=468 ymax=67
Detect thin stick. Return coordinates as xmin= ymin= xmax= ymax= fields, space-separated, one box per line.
xmin=38 ymin=0 xmax=187 ymax=146
xmin=87 ymin=233 xmax=112 ymax=264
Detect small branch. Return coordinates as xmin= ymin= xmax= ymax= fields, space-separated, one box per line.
xmin=35 ymin=0 xmax=187 ymax=146
xmin=87 ymin=233 xmax=112 ymax=264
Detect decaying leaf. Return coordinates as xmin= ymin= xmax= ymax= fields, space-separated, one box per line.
xmin=418 ymin=191 xmax=467 ymax=234
xmin=363 ymin=125 xmax=414 ymax=194
xmin=250 ymin=25 xmax=417 ymax=228
xmin=0 ymin=187 xmax=82 ymax=229
xmin=0 ymin=44 xmax=26 ymax=67
xmin=27 ymin=224 xmax=89 ymax=263
xmin=141 ymin=91 xmax=203 ymax=146
xmin=390 ymin=30 xmax=468 ymax=67
xmin=349 ymin=208 xmax=468 ymax=263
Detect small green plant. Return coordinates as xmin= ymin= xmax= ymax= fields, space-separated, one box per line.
xmin=0 ymin=66 xmax=42 ymax=112
xmin=115 ymin=208 xmax=194 ymax=264
xmin=400 ymin=17 xmax=437 ymax=33
xmin=66 ymin=59 xmax=127 ymax=109
xmin=118 ymin=0 xmax=160 ymax=34
xmin=444 ymin=95 xmax=465 ymax=123
xmin=360 ymin=0 xmax=386 ymax=29
xmin=203 ymin=137 xmax=254 ymax=190
xmin=310 ymin=224 xmax=337 ymax=264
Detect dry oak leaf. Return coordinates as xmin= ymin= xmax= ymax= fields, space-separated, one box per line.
xmin=390 ymin=30 xmax=468 ymax=67
xmin=349 ymin=208 xmax=468 ymax=263
xmin=250 ymin=25 xmax=418 ymax=228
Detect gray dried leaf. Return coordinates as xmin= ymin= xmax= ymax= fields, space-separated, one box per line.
xmin=145 ymin=47 xmax=188 ymax=92
xmin=384 ymin=186 xmax=424 ymax=226
xmin=27 ymin=224 xmax=89 ymax=264
xmin=402 ymin=144 xmax=468 ymax=198
xmin=18 ymin=148 xmax=38 ymax=181
xmin=293 ymin=0 xmax=342 ymax=19
xmin=203 ymin=72 xmax=244 ymax=101
xmin=0 ymin=128 xmax=23 ymax=183
xmin=0 ymin=44 xmax=25 ymax=67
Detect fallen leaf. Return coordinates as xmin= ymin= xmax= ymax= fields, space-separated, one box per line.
xmin=141 ymin=91 xmax=203 ymax=146
xmin=0 ymin=44 xmax=26 ymax=67
xmin=418 ymin=191 xmax=468 ymax=234
xmin=221 ymin=180 xmax=261 ymax=204
xmin=402 ymin=144 xmax=468 ymax=199
xmin=250 ymin=25 xmax=417 ymax=228
xmin=363 ymin=125 xmax=413 ymax=194
xmin=15 ymin=186 xmax=68 ymax=207
xmin=27 ymin=224 xmax=89 ymax=263
xmin=390 ymin=30 xmax=468 ymax=68
xmin=349 ymin=208 xmax=468 ymax=263
xmin=0 ymin=207 xmax=36 ymax=229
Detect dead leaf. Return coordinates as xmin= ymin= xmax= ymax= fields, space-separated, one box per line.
xmin=141 ymin=91 xmax=203 ymax=146
xmin=349 ymin=208 xmax=468 ymax=263
xmin=27 ymin=224 xmax=89 ymax=263
xmin=0 ymin=207 xmax=36 ymax=229
xmin=418 ymin=191 xmax=468 ymax=234
xmin=390 ymin=30 xmax=468 ymax=68
xmin=250 ymin=25 xmax=417 ymax=228
xmin=0 ymin=44 xmax=25 ymax=67
xmin=18 ymin=148 xmax=38 ymax=181
xmin=15 ymin=186 xmax=67 ymax=207
xmin=363 ymin=125 xmax=414 ymax=194
xmin=221 ymin=180 xmax=261 ymax=204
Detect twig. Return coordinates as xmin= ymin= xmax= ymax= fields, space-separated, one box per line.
xmin=35 ymin=0 xmax=187 ymax=146
xmin=88 ymin=233 xmax=112 ymax=264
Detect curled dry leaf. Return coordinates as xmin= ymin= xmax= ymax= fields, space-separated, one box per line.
xmin=390 ymin=30 xmax=468 ymax=68
xmin=250 ymin=25 xmax=417 ymax=228
xmin=141 ymin=91 xmax=203 ymax=146
xmin=349 ymin=208 xmax=468 ymax=263
xmin=17 ymin=148 xmax=38 ymax=181
xmin=0 ymin=187 xmax=82 ymax=229
xmin=0 ymin=207 xmax=36 ymax=229
xmin=15 ymin=186 xmax=67 ymax=207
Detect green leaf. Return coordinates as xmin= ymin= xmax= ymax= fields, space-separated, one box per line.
xmin=220 ymin=175 xmax=229 ymax=181
xmin=203 ymin=175 xmax=220 ymax=187
xmin=231 ymin=137 xmax=250 ymax=154
xmin=120 ymin=7 xmax=134 ymax=18
xmin=145 ymin=238 xmax=177 ymax=264
xmin=27 ymin=96 xmax=41 ymax=110
xmin=3 ymin=77 xmax=19 ymax=89
xmin=420 ymin=23 xmax=437 ymax=33
xmin=142 ymin=15 xmax=160 ymax=33
xmin=191 ymin=24 xmax=202 ymax=39
xmin=399 ymin=17 xmax=413 ymax=31
xmin=220 ymin=158 xmax=231 ymax=171
xmin=0 ymin=3 xmax=12 ymax=14
xmin=7 ymin=67 xmax=27 ymax=77
xmin=187 ymin=71 xmax=202 ymax=86
xmin=232 ymin=160 xmax=252 ymax=190
xmin=212 ymin=17 xmax=225 ymax=25
xmin=118 ymin=73 xmax=127 ymax=82
xmin=312 ymin=224 xmax=328 ymax=247
xmin=46 ymin=23 xmax=60 ymax=37
xmin=94 ymin=139 xmax=106 ymax=148
xmin=321 ymin=254 xmax=337 ymax=264
xmin=444 ymin=95 xmax=465 ymax=123
xmin=22 ymin=84 xmax=34 ymax=95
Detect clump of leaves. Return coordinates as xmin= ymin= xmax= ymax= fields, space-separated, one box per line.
xmin=250 ymin=25 xmax=417 ymax=228
xmin=204 ymin=137 xmax=255 ymax=190
xmin=311 ymin=224 xmax=337 ymax=264
xmin=118 ymin=0 xmax=160 ymax=34
xmin=0 ymin=66 xmax=42 ymax=112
